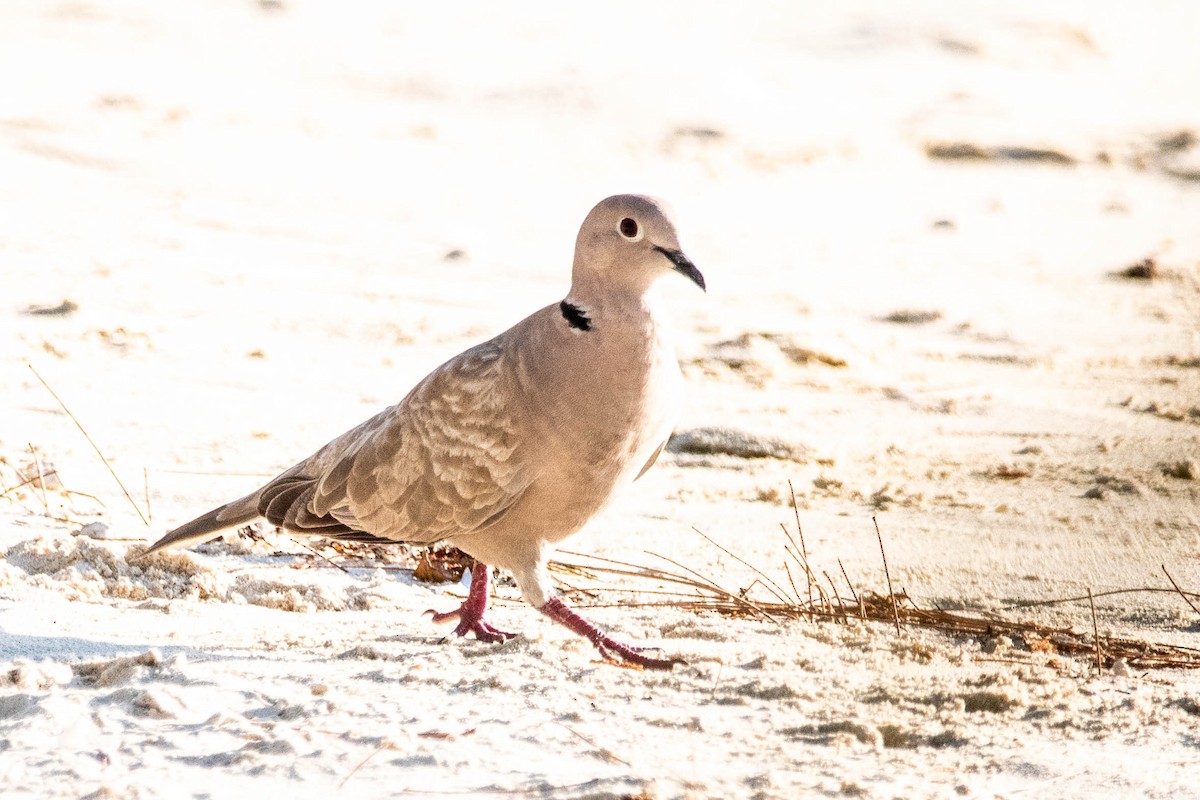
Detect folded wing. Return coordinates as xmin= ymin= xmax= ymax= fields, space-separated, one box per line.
xmin=258 ymin=340 xmax=533 ymax=543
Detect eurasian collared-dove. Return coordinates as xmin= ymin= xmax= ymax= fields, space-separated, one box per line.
xmin=141 ymin=194 xmax=704 ymax=670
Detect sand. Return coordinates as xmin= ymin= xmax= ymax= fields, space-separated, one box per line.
xmin=3 ymin=1 xmax=1200 ymax=798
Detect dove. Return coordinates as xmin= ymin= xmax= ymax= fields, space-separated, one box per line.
xmin=140 ymin=194 xmax=705 ymax=670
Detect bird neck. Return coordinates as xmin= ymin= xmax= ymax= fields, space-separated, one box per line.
xmin=561 ymin=286 xmax=667 ymax=335
xmin=564 ymin=273 xmax=662 ymax=330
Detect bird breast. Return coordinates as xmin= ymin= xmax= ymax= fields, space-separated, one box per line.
xmin=506 ymin=308 xmax=681 ymax=524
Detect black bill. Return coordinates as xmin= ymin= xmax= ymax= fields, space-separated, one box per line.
xmin=654 ymin=246 xmax=706 ymax=292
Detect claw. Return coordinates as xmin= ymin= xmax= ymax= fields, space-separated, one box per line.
xmin=539 ymin=596 xmax=684 ymax=670
xmin=427 ymin=563 xmax=518 ymax=644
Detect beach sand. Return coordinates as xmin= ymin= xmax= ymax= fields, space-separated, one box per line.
xmin=3 ymin=2 xmax=1200 ymax=797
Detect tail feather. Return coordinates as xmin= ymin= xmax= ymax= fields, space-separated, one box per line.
xmin=138 ymin=493 xmax=261 ymax=558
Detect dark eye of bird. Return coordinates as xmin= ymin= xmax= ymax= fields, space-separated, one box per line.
xmin=619 ymin=217 xmax=639 ymax=238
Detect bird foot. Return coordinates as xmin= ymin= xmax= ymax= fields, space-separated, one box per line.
xmin=426 ymin=604 xmax=518 ymax=644
xmin=425 ymin=563 xmax=517 ymax=644
xmin=539 ymin=597 xmax=684 ymax=671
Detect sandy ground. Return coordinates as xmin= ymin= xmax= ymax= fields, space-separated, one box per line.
xmin=3 ymin=2 xmax=1200 ymax=798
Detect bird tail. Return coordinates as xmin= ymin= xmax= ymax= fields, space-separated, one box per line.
xmin=136 ymin=492 xmax=262 ymax=559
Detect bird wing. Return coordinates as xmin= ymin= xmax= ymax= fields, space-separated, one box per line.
xmin=257 ymin=338 xmax=534 ymax=543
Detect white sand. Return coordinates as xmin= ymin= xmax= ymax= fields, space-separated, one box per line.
xmin=3 ymin=2 xmax=1200 ymax=798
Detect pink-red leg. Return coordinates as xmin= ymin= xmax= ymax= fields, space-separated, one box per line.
xmin=426 ymin=564 xmax=517 ymax=644
xmin=539 ymin=596 xmax=684 ymax=670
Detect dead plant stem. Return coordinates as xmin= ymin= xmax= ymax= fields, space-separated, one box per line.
xmin=1161 ymin=564 xmax=1200 ymax=619
xmin=26 ymin=362 xmax=149 ymax=526
xmin=28 ymin=443 xmax=49 ymax=514
xmin=873 ymin=516 xmax=901 ymax=636
xmin=691 ymin=526 xmax=793 ymax=606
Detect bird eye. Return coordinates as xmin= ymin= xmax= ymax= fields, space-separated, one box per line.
xmin=618 ymin=217 xmax=641 ymax=240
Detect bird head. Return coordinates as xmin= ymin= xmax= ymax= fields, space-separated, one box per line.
xmin=571 ymin=194 xmax=705 ymax=298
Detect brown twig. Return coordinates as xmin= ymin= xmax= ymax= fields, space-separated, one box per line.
xmin=554 ymin=722 xmax=631 ymax=767
xmin=556 ymin=549 xmax=752 ymax=595
xmin=28 ymin=444 xmax=50 ymax=514
xmin=691 ymin=526 xmax=793 ymax=606
xmin=780 ymin=559 xmax=802 ymax=605
xmin=1161 ymin=564 xmax=1200 ymax=620
xmin=838 ymin=558 xmax=860 ymax=605
xmin=0 ymin=469 xmax=56 ymax=499
xmin=874 ymin=516 xmax=901 ymax=636
xmin=545 ymin=554 xmax=1200 ymax=669
xmin=337 ymin=742 xmax=386 ymax=790
xmin=288 ymin=537 xmax=354 ymax=576
xmin=559 ymin=549 xmax=781 ymax=623
xmin=1005 ymin=586 xmax=1200 ymax=610
xmin=786 ymin=481 xmax=815 ymax=609
xmin=143 ymin=467 xmax=152 ymax=523
xmin=1088 ymin=588 xmax=1103 ymax=672
xmin=644 ymin=550 xmax=779 ymax=623
xmin=822 ymin=570 xmax=846 ymax=623
xmin=26 ymin=363 xmax=149 ymax=526
xmin=782 ymin=536 xmax=823 ymax=619
xmin=62 ymin=488 xmax=108 ymax=509
xmin=788 ymin=479 xmax=806 ymax=559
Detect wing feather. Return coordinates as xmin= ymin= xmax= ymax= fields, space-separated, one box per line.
xmin=255 ymin=338 xmax=532 ymax=543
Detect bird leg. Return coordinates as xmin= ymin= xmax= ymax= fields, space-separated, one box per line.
xmin=539 ymin=596 xmax=684 ymax=670
xmin=426 ymin=563 xmax=517 ymax=644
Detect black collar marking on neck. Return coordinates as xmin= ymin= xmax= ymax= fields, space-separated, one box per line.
xmin=560 ymin=300 xmax=592 ymax=331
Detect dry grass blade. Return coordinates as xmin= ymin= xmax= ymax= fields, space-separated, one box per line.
xmin=838 ymin=558 xmax=860 ymax=605
xmin=26 ymin=362 xmax=149 ymax=526
xmin=337 ymin=742 xmax=385 ymax=790
xmin=780 ymin=532 xmax=813 ymax=602
xmin=1161 ymin=564 xmax=1200 ymax=620
xmin=785 ymin=481 xmax=815 ymax=608
xmin=874 ymin=517 xmax=902 ymax=636
xmin=0 ymin=474 xmax=39 ymax=499
xmin=787 ymin=479 xmax=806 ymax=559
xmin=546 ymin=515 xmax=1200 ymax=672
xmin=554 ymin=549 xmax=744 ymax=594
xmin=29 ymin=443 xmax=50 ymax=514
xmin=289 ymin=537 xmax=355 ymax=576
xmin=644 ymin=550 xmax=779 ymax=623
xmin=1088 ymin=588 xmax=1103 ymax=672
xmin=555 ymin=550 xmax=705 ymax=591
xmin=780 ymin=560 xmax=804 ymax=611
xmin=549 ymin=551 xmax=1200 ymax=669
xmin=143 ymin=467 xmax=152 ymax=523
xmin=555 ymin=549 xmax=779 ymax=623
xmin=553 ymin=722 xmax=631 ymax=767
xmin=1005 ymin=586 xmax=1200 ymax=610
xmin=690 ymin=526 xmax=793 ymax=606
xmin=822 ymin=570 xmax=847 ymax=623
xmin=62 ymin=488 xmax=108 ymax=509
